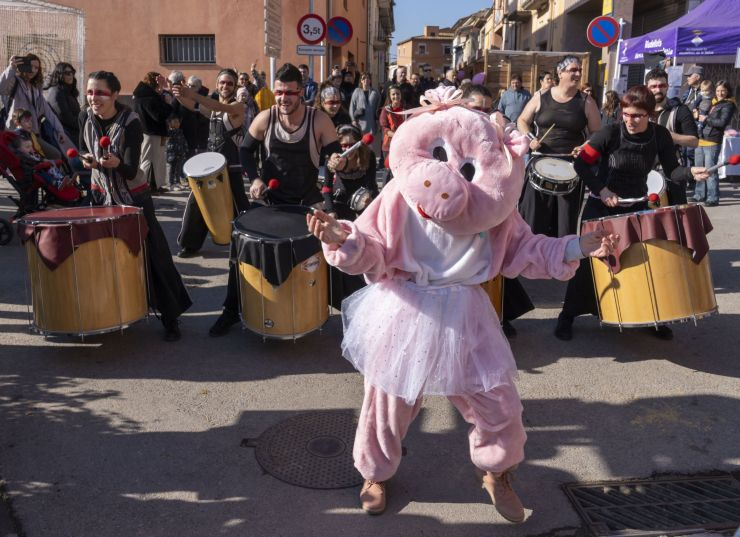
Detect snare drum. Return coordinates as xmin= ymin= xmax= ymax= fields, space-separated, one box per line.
xmin=233 ymin=205 xmax=329 ymax=339
xmin=17 ymin=206 xmax=149 ymax=335
xmin=184 ymin=152 xmax=234 ymax=245
xmin=585 ymin=205 xmax=716 ymax=327
xmin=349 ymin=186 xmax=374 ymax=214
xmin=646 ymin=170 xmax=669 ymax=209
xmin=528 ymin=156 xmax=579 ymax=196
xmin=480 ymin=275 xmax=503 ymax=321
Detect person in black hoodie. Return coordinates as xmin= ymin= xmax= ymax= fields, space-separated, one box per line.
xmin=45 ymin=62 xmax=81 ymax=147
xmin=133 ymin=71 xmax=172 ymax=192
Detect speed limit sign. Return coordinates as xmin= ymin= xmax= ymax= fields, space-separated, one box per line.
xmin=297 ymin=14 xmax=326 ymax=45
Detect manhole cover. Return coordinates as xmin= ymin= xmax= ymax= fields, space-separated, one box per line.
xmin=247 ymin=411 xmax=361 ymax=489
xmin=563 ymin=474 xmax=740 ymax=536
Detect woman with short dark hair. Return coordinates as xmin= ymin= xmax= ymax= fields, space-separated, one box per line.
xmin=46 ymin=62 xmax=81 ymax=145
xmin=554 ymin=85 xmax=710 ymax=341
xmin=78 ymin=70 xmax=192 ymax=341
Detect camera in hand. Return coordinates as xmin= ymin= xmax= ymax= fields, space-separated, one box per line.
xmin=16 ymin=56 xmax=33 ymax=73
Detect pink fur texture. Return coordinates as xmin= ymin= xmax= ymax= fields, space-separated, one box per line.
xmin=388 ymin=90 xmax=530 ymax=236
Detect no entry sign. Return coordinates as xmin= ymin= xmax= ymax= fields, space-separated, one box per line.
xmin=587 ymin=16 xmax=620 ymax=48
xmin=297 ymin=14 xmax=326 ymax=45
xmin=327 ymin=16 xmax=353 ymax=47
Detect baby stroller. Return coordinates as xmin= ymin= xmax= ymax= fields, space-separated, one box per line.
xmin=0 ymin=130 xmax=84 ymax=244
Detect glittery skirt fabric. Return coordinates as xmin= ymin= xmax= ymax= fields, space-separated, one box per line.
xmin=340 ymin=280 xmax=518 ymax=404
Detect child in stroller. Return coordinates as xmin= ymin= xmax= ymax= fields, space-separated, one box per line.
xmin=0 ymin=129 xmax=82 ymax=219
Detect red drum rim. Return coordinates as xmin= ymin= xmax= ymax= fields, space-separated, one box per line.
xmin=18 ymin=205 xmax=142 ymax=226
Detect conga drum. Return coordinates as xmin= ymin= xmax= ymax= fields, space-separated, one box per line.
xmin=17 ymin=206 xmax=149 ymax=335
xmin=233 ymin=205 xmax=329 ymax=339
xmin=646 ymin=170 xmax=669 ymax=209
xmin=481 ymin=275 xmax=503 ymax=321
xmin=585 ymin=205 xmax=717 ymax=327
xmin=184 ymin=152 xmax=234 ymax=245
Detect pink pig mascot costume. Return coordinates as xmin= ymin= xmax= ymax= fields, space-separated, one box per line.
xmin=307 ymin=87 xmax=615 ymax=522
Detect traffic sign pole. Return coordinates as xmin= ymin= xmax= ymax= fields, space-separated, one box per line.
xmin=308 ymin=0 xmax=314 ymax=81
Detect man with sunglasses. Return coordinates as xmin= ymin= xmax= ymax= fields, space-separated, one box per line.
xmin=171 ymin=68 xmax=250 ymax=257
xmin=645 ymin=68 xmax=698 ymax=205
xmin=208 ymin=63 xmax=346 ymax=337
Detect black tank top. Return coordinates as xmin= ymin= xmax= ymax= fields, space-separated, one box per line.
xmin=207 ymin=98 xmax=240 ymax=166
xmin=534 ymin=90 xmax=588 ymax=154
xmin=262 ymin=106 xmax=321 ymax=205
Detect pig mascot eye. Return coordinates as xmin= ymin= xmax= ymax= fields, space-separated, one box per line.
xmin=460 ymin=162 xmax=475 ymax=182
xmin=432 ymin=146 xmax=448 ymax=162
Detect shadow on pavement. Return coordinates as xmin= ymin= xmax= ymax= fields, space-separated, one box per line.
xmin=0 ymin=372 xmax=737 ymax=536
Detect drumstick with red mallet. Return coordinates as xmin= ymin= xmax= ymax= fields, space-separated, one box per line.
xmin=100 ymin=135 xmax=112 ymax=159
xmin=339 ymin=133 xmax=374 ymax=158
xmin=66 ymin=148 xmax=85 ymax=172
xmin=704 ymin=154 xmax=740 ymax=173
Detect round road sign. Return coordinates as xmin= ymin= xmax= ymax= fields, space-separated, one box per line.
xmin=587 ymin=16 xmax=620 ymax=48
xmin=327 ymin=16 xmax=353 ymax=47
xmin=297 ymin=14 xmax=326 ymax=45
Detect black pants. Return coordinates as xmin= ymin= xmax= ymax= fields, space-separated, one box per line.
xmin=561 ymin=197 xmax=647 ymax=319
xmin=132 ymin=191 xmax=192 ymax=323
xmin=177 ymin=167 xmax=249 ymax=251
xmin=666 ymin=180 xmax=688 ymax=205
xmin=519 ymin=178 xmax=585 ymax=238
xmin=502 ymin=277 xmax=534 ymax=322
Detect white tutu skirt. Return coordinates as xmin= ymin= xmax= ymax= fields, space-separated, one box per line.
xmin=341 ymin=280 xmax=518 ymax=404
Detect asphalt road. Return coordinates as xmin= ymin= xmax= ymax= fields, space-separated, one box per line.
xmin=0 ymin=181 xmax=738 ymax=537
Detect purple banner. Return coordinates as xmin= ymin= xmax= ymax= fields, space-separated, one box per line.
xmin=618 ymin=0 xmax=740 ymax=64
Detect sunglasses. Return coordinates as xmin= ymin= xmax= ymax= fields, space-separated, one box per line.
xmin=86 ymin=89 xmax=112 ymax=97
xmin=274 ymin=89 xmax=302 ymax=97
xmin=63 ymin=70 xmax=75 ymax=75
xmin=323 ymin=99 xmax=342 ymax=105
xmin=648 ymin=83 xmax=668 ymax=89
xmin=563 ymin=67 xmax=582 ymax=73
xmin=622 ymin=112 xmax=648 ymax=120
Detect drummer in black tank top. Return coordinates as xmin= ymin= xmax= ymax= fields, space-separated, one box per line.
xmin=209 ymin=63 xmax=346 ymax=337
xmin=517 ymin=55 xmax=602 ymax=238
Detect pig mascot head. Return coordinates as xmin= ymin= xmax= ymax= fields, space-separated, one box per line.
xmin=388 ymin=86 xmax=530 ymax=235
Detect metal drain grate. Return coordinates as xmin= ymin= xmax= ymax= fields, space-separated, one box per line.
xmin=563 ymin=474 xmax=740 ymax=536
xmin=244 ymin=411 xmax=362 ymax=490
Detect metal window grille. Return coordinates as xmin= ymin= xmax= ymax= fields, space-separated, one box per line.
xmin=160 ymin=35 xmax=215 ymax=64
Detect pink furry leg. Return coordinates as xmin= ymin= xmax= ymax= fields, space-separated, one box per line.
xmin=353 ymin=381 xmax=423 ymax=482
xmin=447 ymin=383 xmax=527 ymax=473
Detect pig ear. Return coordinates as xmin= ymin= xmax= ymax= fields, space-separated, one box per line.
xmin=490 ymin=111 xmax=529 ymax=159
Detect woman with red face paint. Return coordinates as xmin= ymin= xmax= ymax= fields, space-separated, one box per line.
xmin=554 ymin=85 xmax=709 ymax=342
xmin=78 ymin=71 xmax=192 ymax=341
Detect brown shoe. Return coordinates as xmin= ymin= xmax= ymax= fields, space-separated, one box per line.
xmin=360 ymin=480 xmax=386 ymax=515
xmin=482 ymin=470 xmax=525 ymax=523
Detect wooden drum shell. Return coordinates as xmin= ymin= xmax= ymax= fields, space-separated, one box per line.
xmin=238 ymin=253 xmax=329 ymax=338
xmin=591 ymin=238 xmax=717 ymax=326
xmin=26 ymin=237 xmax=147 ymax=335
